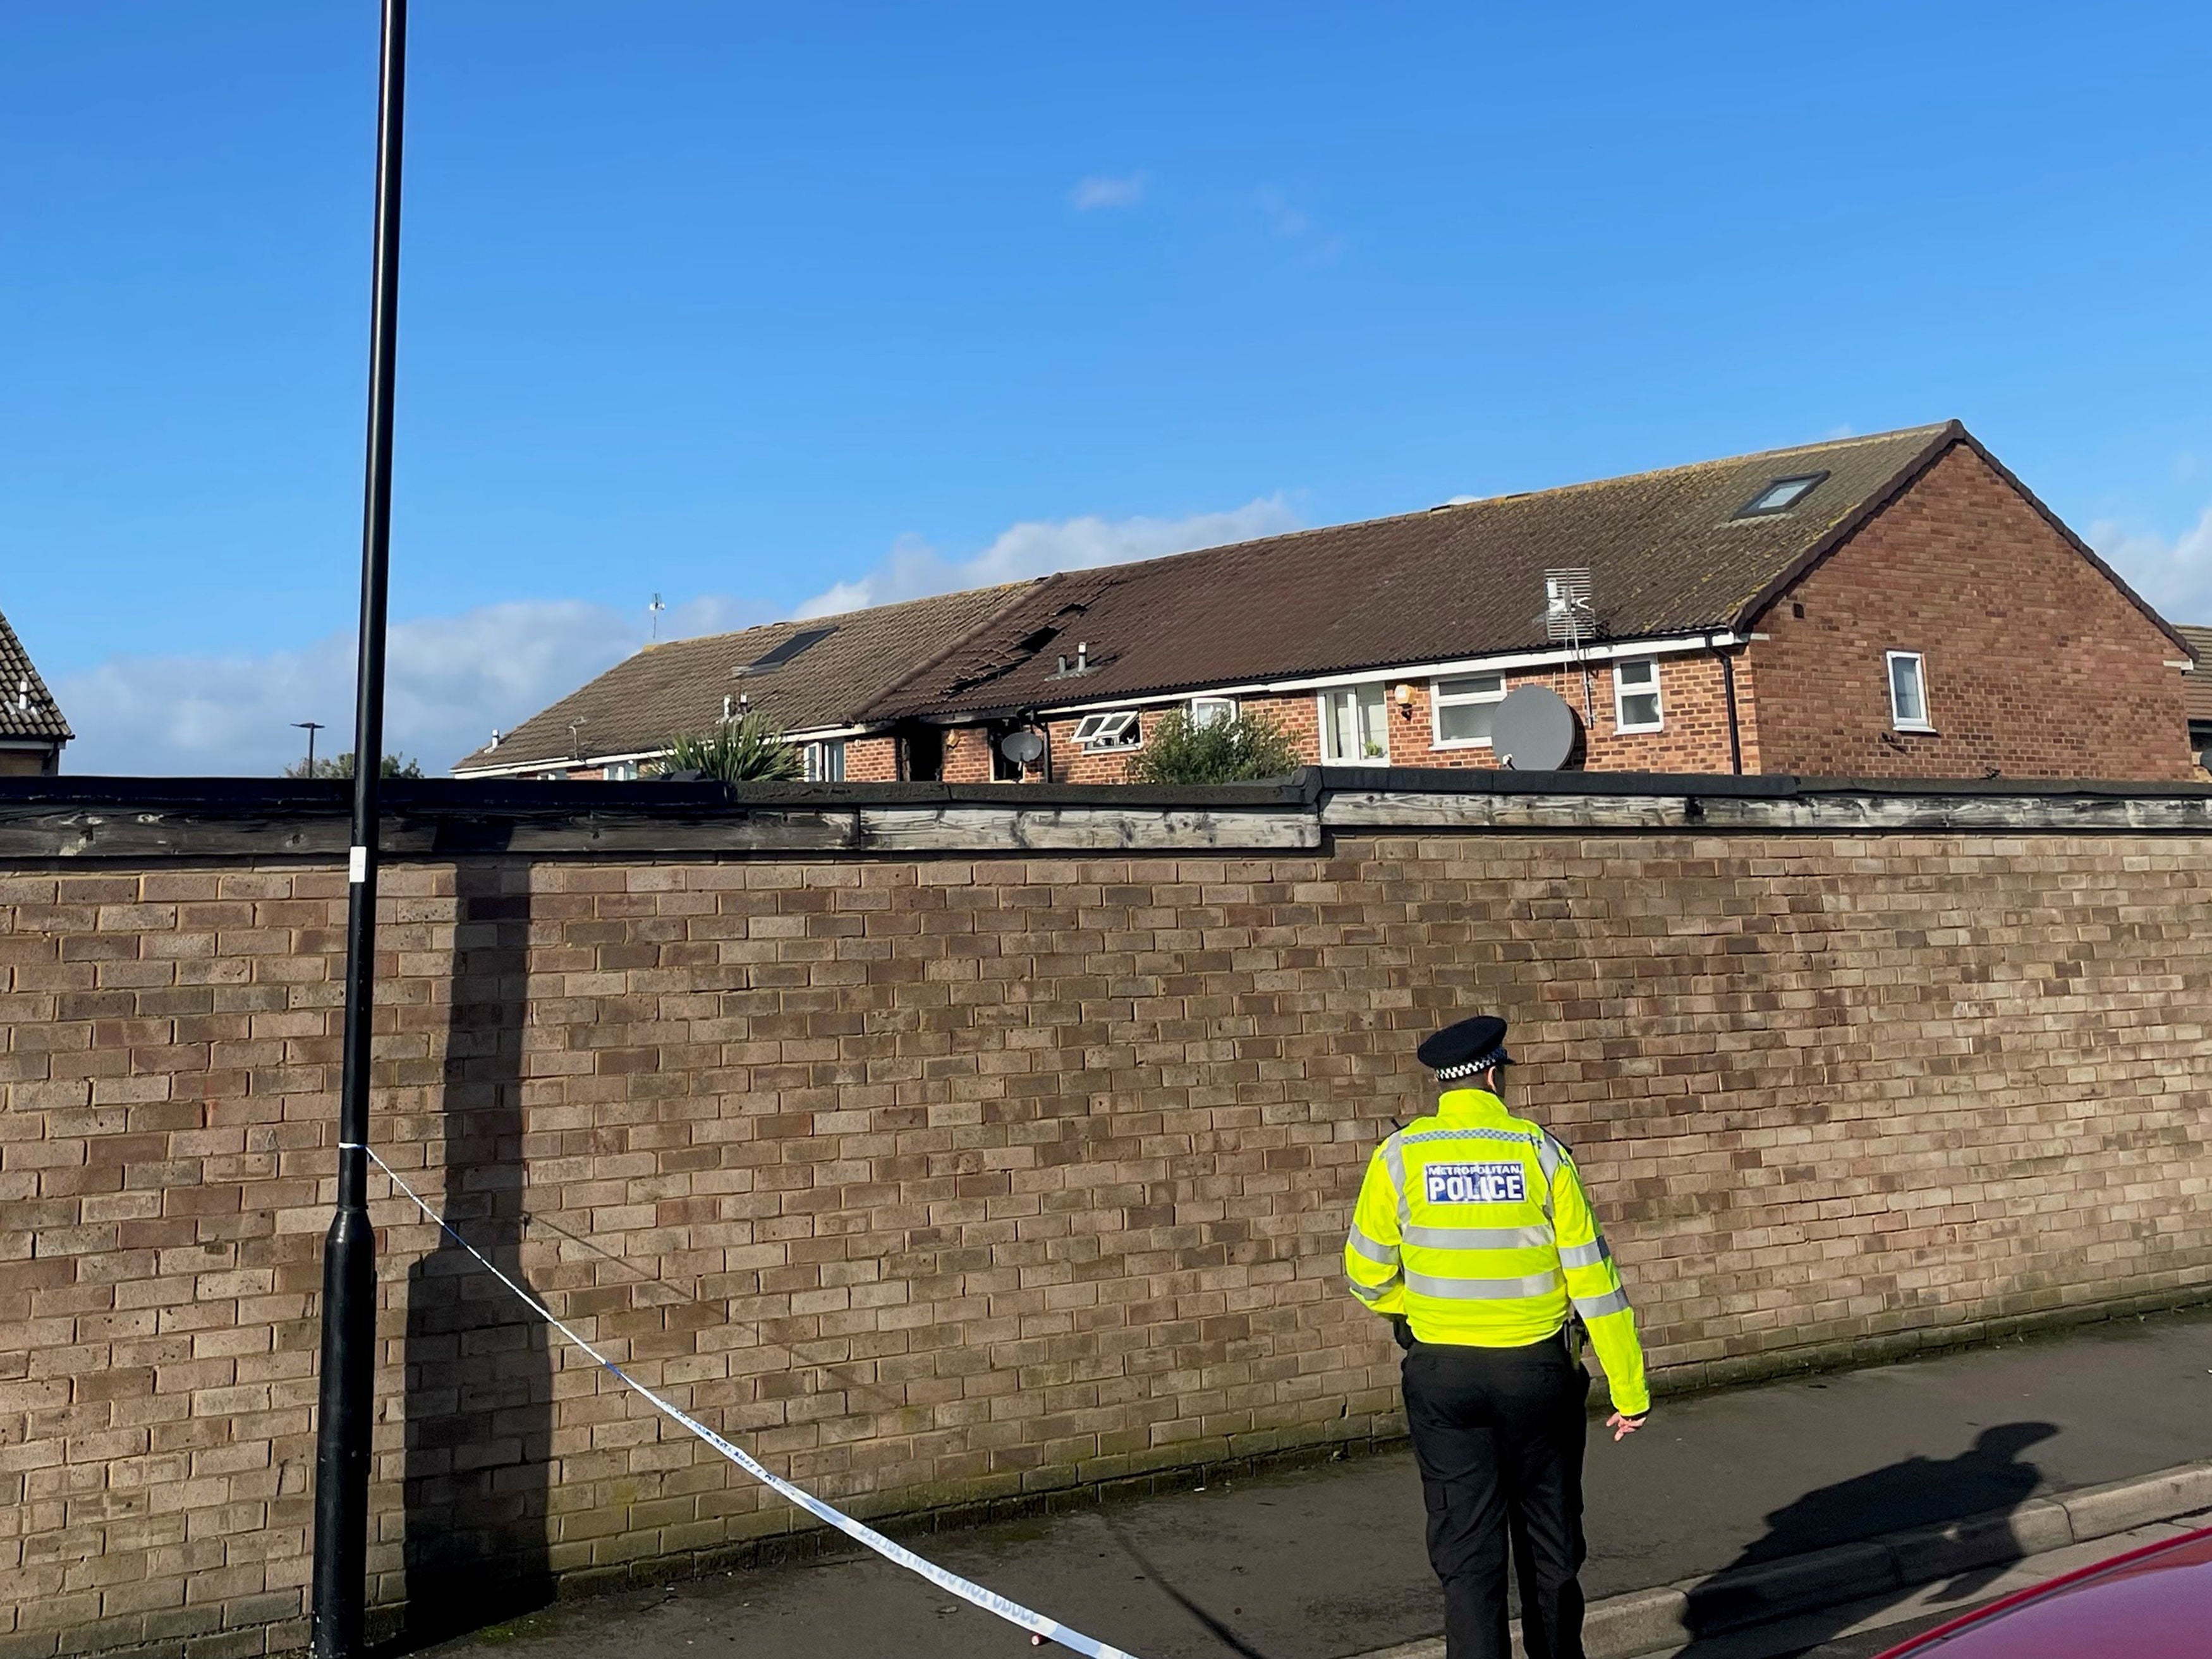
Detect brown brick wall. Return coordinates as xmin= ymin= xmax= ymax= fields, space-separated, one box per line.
xmin=1749 ymin=444 xmax=2196 ymax=781
xmin=840 ymin=736 xmax=900 ymax=784
xmin=6 ymin=828 xmax=2212 ymax=1653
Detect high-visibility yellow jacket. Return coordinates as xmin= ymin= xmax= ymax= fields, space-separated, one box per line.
xmin=1346 ymin=1088 xmax=1650 ymax=1417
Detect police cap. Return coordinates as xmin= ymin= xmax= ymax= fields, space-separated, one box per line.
xmin=1416 ymin=1014 xmax=1514 ymax=1081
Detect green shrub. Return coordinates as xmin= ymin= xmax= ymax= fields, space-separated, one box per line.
xmin=655 ymin=714 xmax=803 ymax=783
xmin=1123 ymin=709 xmax=1300 ymax=784
xmin=283 ymin=753 xmax=423 ymax=779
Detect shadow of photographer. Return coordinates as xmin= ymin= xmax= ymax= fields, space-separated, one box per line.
xmin=1672 ymin=1421 xmax=2059 ymax=1655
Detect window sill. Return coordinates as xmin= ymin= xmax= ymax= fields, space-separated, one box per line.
xmin=1614 ymin=724 xmax=1665 ymax=737
xmin=1430 ymin=739 xmax=1495 ymax=752
xmin=1891 ymin=724 xmax=1937 ymax=736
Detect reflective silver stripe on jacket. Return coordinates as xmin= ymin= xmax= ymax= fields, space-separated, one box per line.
xmin=1349 ymin=1277 xmax=1393 ymax=1305
xmin=1536 ymin=1134 xmax=1564 ymax=1219
xmin=1572 ymin=1287 xmax=1632 ymax=1319
xmin=1404 ymin=1224 xmax=1555 ymax=1251
xmin=1404 ymin=1269 xmax=1564 ymax=1300
xmin=1383 ymin=1137 xmax=1409 ymax=1228
xmin=1559 ymin=1237 xmax=1612 ymax=1269
xmin=1348 ymin=1227 xmax=1400 ymax=1265
xmin=1399 ymin=1126 xmax=1542 ymax=1149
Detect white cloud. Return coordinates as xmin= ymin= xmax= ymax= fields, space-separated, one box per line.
xmin=49 ymin=497 xmax=1310 ymax=778
xmin=2090 ymin=505 xmax=2212 ymax=624
xmin=1069 ymin=173 xmax=1146 ymax=210
xmin=794 ymin=497 xmax=1304 ymax=618
xmin=52 ymin=594 xmax=762 ymax=777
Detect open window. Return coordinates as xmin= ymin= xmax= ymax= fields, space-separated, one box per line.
xmin=803 ymin=739 xmax=846 ymax=782
xmin=1072 ymin=710 xmax=1142 ymax=751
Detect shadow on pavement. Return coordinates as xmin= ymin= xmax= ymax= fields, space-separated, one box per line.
xmin=1101 ymin=1512 xmax=1283 ymax=1659
xmin=1674 ymin=1421 xmax=2058 ymax=1656
xmin=399 ymin=862 xmax=554 ymax=1645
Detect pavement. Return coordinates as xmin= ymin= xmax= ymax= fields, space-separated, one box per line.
xmin=414 ymin=1303 xmax=2212 ymax=1659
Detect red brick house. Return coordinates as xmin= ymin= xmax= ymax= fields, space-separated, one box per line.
xmin=0 ymin=605 xmax=70 ymax=777
xmin=456 ymin=423 xmax=2200 ymax=785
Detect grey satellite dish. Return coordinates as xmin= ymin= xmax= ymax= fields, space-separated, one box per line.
xmin=998 ymin=729 xmax=1046 ymax=765
xmin=1490 ymin=685 xmax=1579 ymax=770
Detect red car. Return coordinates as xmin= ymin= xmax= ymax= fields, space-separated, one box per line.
xmin=1874 ymin=1525 xmax=2212 ymax=1656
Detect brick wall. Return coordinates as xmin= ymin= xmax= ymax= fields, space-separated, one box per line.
xmin=1749 ymin=444 xmax=2195 ymax=781
xmin=6 ymin=800 xmax=2212 ymax=1655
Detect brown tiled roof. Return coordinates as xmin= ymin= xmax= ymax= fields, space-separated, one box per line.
xmin=0 ymin=606 xmax=71 ymax=744
xmin=2176 ymin=625 xmax=2212 ymax=724
xmin=451 ymin=583 xmax=1033 ymax=773
xmin=866 ymin=422 xmax=2158 ymax=722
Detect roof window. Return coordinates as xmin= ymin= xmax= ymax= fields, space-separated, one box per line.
xmin=734 ymin=625 xmax=835 ymax=674
xmin=1735 ymin=471 xmax=1828 ymax=518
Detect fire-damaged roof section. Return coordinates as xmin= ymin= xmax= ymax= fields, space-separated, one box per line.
xmin=0 ymin=605 xmax=71 ymax=743
xmin=863 ymin=423 xmax=2182 ymax=720
xmin=453 ymin=583 xmax=1032 ymax=774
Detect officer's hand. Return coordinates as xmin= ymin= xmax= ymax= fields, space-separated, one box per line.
xmin=1389 ymin=1315 xmax=1415 ymax=1351
xmin=1607 ymin=1412 xmax=1646 ymax=1442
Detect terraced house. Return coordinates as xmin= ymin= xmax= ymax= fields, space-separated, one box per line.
xmin=456 ymin=423 xmax=2201 ymax=785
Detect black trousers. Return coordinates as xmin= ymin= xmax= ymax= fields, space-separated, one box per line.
xmin=1402 ymin=1334 xmax=1591 ymax=1659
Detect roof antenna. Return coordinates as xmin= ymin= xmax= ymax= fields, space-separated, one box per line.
xmin=1538 ymin=569 xmax=1598 ymax=723
xmin=648 ymin=592 xmax=667 ymax=642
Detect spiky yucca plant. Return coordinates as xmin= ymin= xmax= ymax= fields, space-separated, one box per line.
xmin=655 ymin=713 xmax=804 ymax=783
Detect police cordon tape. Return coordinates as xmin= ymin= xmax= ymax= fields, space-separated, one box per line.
xmin=342 ymin=1142 xmax=1146 ymax=1659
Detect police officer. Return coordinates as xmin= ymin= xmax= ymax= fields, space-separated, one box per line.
xmin=1344 ymin=1015 xmax=1648 ymax=1659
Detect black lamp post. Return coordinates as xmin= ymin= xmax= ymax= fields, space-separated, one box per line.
xmin=295 ymin=719 xmax=327 ymax=774
xmin=311 ymin=2 xmax=407 ymax=1653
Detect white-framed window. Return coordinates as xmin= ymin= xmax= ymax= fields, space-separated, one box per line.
xmin=603 ymin=761 xmax=639 ymax=781
xmin=1319 ymin=684 xmax=1390 ymax=763
xmin=803 ymin=739 xmax=846 ymax=781
xmin=1887 ymin=651 xmax=1931 ymax=731
xmin=1072 ymin=710 xmax=1142 ymax=752
xmin=1613 ymin=658 xmax=1663 ymax=733
xmin=1431 ymin=674 xmax=1507 ymax=747
xmin=1190 ymin=696 xmax=1237 ymax=729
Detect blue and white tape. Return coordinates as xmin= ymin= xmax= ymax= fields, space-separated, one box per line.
xmin=342 ymin=1142 xmax=1143 ymax=1659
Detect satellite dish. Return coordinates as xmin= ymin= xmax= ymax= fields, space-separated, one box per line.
xmin=1491 ymin=685 xmax=1579 ymax=770
xmin=998 ymin=729 xmax=1046 ymax=765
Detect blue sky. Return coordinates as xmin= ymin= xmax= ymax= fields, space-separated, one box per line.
xmin=5 ymin=3 xmax=2211 ymax=772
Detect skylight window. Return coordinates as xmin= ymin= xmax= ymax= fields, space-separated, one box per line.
xmin=1735 ymin=471 xmax=1828 ymax=518
xmin=734 ymin=626 xmax=835 ymax=674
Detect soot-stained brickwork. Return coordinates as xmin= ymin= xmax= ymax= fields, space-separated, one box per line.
xmin=4 ymin=814 xmax=2212 ymax=1656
